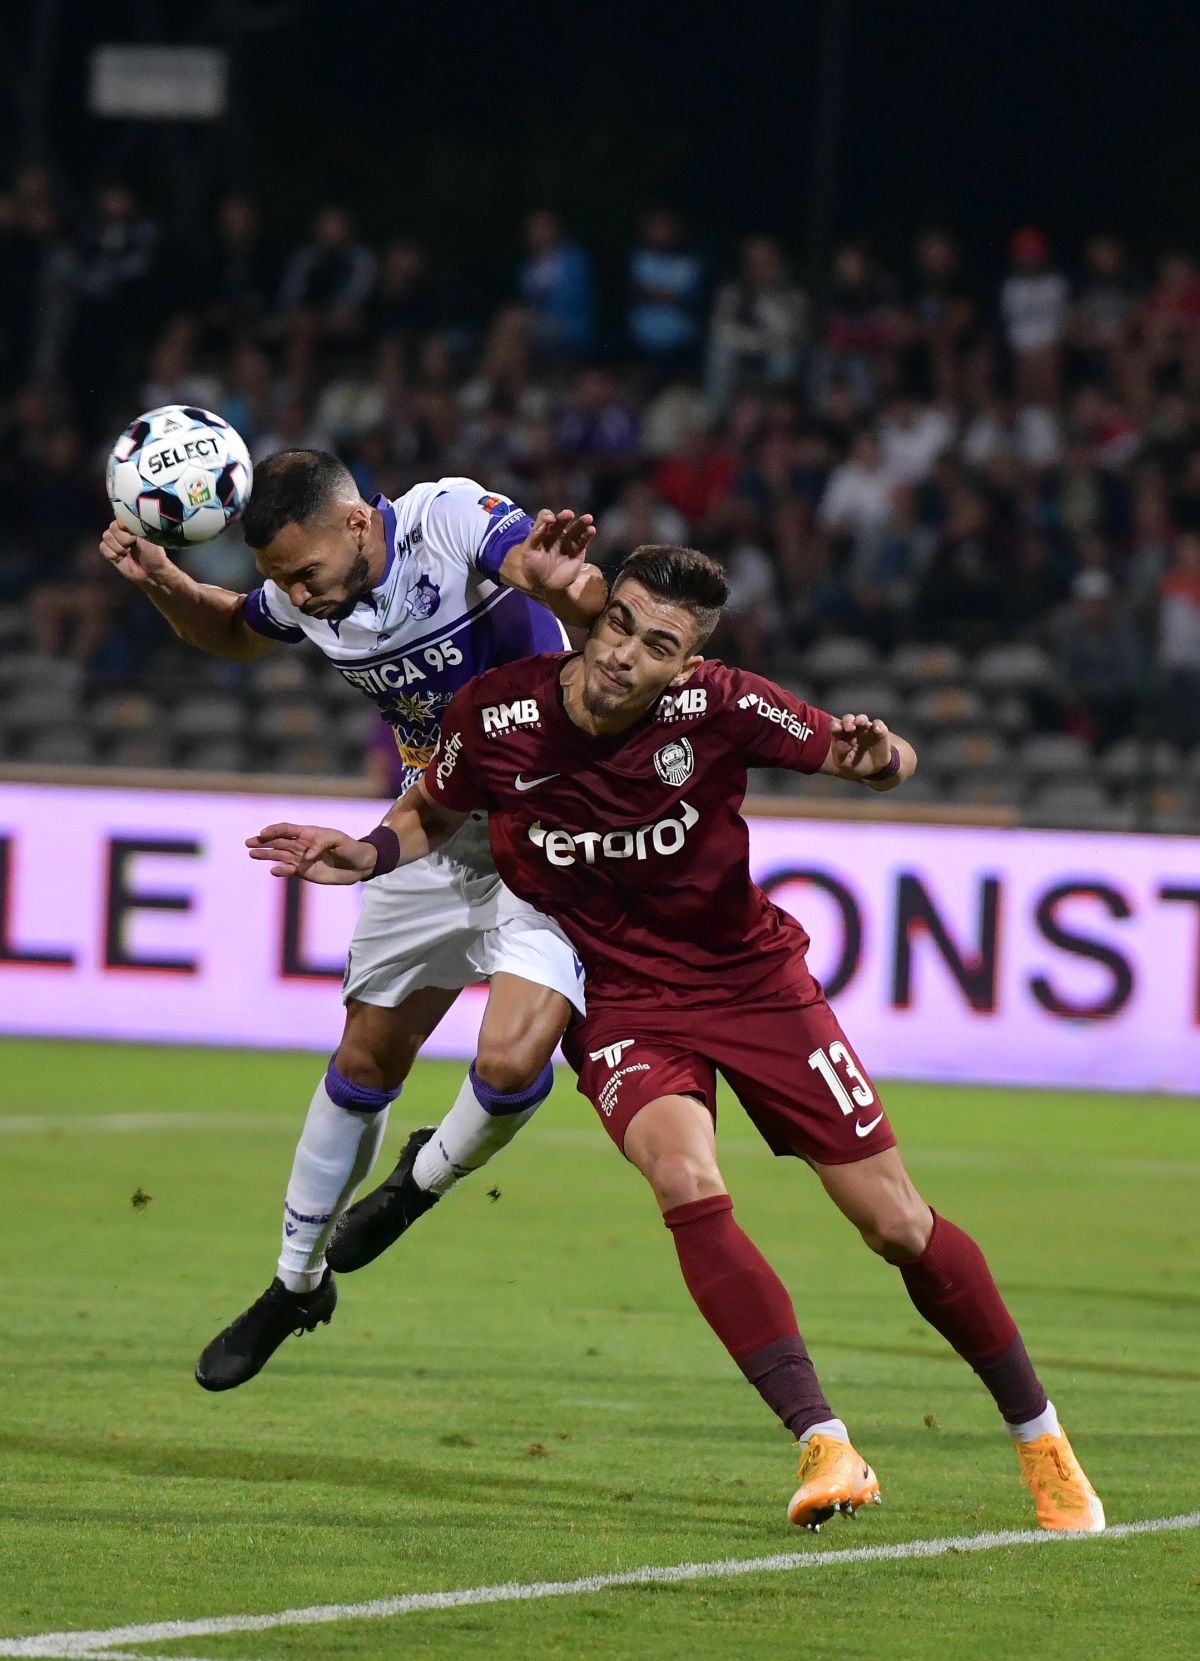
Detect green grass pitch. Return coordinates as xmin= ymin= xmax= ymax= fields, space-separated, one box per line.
xmin=1 ymin=1037 xmax=1197 ymax=1660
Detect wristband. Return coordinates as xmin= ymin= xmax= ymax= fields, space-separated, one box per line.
xmin=865 ymin=743 xmax=901 ymax=783
xmin=361 ymin=825 xmax=401 ymax=879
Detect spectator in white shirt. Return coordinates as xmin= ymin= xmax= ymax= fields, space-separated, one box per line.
xmin=817 ymin=429 xmax=893 ymax=539
xmin=1000 ymin=227 xmax=1069 ymax=403
xmin=878 ymin=394 xmax=954 ymax=483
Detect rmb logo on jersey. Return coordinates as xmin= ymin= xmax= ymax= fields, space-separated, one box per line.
xmin=653 ymin=736 xmax=694 ymax=786
xmin=404 ymin=573 xmax=441 ymax=620
xmin=482 ymin=698 xmax=540 ymax=736
xmin=656 ymin=688 xmax=707 ymax=721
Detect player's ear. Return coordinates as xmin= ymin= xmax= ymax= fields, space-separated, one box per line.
xmin=670 ymin=653 xmax=704 ymax=686
xmin=347 ymin=503 xmax=372 ymax=543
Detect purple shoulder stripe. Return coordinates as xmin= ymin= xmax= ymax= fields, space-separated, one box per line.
xmin=243 ymin=587 xmax=304 ymax=643
xmin=476 ymin=511 xmax=535 ymax=577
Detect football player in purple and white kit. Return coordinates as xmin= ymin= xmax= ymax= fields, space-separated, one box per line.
xmin=99 ymin=448 xmax=607 ymax=1388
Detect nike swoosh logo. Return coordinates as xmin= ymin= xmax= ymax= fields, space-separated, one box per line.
xmin=514 ymin=773 xmax=558 ymax=792
xmin=854 ymin=1112 xmax=884 ymax=1138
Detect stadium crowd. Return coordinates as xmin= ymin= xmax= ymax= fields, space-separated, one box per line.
xmin=1 ymin=165 xmax=1197 ymax=827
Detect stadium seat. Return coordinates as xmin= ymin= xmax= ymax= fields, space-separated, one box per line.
xmin=1145 ymin=784 xmax=1198 ymax=831
xmin=823 ymin=679 xmax=905 ymax=722
xmin=889 ymin=642 xmax=967 ymax=690
xmin=182 ymin=739 xmax=252 ymax=773
xmin=803 ymin=635 xmax=881 ymax=683
xmin=335 ymin=705 xmax=380 ymax=747
xmin=1016 ymin=732 xmax=1091 ymax=780
xmin=1026 ymin=780 xmax=1128 ymax=828
xmin=0 ymin=685 xmax=82 ymax=737
xmin=169 ymin=694 xmax=245 ymax=743
xmin=248 ymin=655 xmax=316 ymax=696
xmin=22 ymin=730 xmax=96 ymax=766
xmin=253 ymin=700 xmax=325 ymax=745
xmin=89 ymin=691 xmax=162 ymax=739
xmin=268 ymin=741 xmax=343 ymax=775
xmin=909 ymin=684 xmax=987 ymax=728
xmin=105 ymin=732 xmax=173 ymax=768
xmin=945 ymin=771 xmax=1023 ymax=807
xmin=925 ymin=729 xmax=1010 ymax=778
xmin=0 ymin=653 xmax=84 ymax=695
xmin=989 ymin=691 xmax=1035 ymax=739
xmin=0 ymin=606 xmax=27 ymax=651
xmin=1098 ymin=739 xmax=1180 ymax=787
xmin=972 ymin=642 xmax=1056 ymax=695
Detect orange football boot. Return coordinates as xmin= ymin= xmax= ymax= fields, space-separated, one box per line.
xmin=787 ymin=1433 xmax=882 ymax=1530
xmin=1015 ymin=1428 xmax=1105 ymax=1532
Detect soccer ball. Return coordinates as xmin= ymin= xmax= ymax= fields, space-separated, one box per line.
xmin=105 ymin=405 xmax=253 ymax=548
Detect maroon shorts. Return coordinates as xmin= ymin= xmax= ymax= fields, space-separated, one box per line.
xmin=563 ymin=982 xmax=896 ymax=1167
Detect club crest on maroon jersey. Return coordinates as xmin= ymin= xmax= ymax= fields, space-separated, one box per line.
xmin=653 ymin=736 xmax=694 ymax=786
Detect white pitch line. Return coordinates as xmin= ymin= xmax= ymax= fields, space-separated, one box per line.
xmin=2 ymin=1511 xmax=1196 ymax=1660
xmin=0 ymin=1113 xmax=293 ymax=1135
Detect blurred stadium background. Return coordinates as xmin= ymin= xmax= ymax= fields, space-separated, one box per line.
xmin=1 ymin=4 xmax=1199 ymax=825
xmin=1 ymin=4 xmax=1197 ymax=1657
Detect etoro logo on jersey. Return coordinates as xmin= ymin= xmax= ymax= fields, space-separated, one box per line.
xmin=482 ymin=698 xmax=540 ymax=736
xmin=528 ymin=801 xmax=699 ymax=866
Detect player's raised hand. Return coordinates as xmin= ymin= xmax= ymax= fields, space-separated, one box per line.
xmin=246 ymin=822 xmax=377 ymax=885
xmin=829 ymin=713 xmax=893 ymax=777
xmin=98 ymin=520 xmax=175 ymax=585
xmin=522 ymin=508 xmax=596 ymax=591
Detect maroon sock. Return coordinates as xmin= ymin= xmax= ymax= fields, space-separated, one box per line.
xmin=663 ymin=1193 xmax=833 ymax=1439
xmin=899 ymin=1211 xmax=1047 ymax=1426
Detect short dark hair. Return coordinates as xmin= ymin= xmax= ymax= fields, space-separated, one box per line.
xmin=611 ymin=544 xmax=729 ymax=646
xmin=242 ymin=449 xmax=359 ymax=549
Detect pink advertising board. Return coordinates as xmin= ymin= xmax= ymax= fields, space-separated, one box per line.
xmin=0 ymin=783 xmax=1196 ymax=1092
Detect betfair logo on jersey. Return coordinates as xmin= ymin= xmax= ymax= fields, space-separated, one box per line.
xmin=434 ymin=730 xmax=462 ymax=788
xmin=656 ymin=688 xmax=707 ymax=721
xmin=528 ymin=802 xmax=699 ymax=867
xmin=482 ymin=698 xmax=540 ymax=736
xmin=736 ymin=691 xmax=813 ymax=741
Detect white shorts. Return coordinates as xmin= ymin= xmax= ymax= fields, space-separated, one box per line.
xmin=342 ymin=816 xmax=585 ymax=1015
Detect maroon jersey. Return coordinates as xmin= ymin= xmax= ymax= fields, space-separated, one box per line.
xmin=423 ymin=654 xmax=832 ymax=1012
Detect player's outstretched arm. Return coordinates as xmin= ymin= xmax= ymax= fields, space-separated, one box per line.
xmin=820 ymin=713 xmax=918 ymax=792
xmin=247 ymin=780 xmax=467 ymax=884
xmin=99 ymin=520 xmax=279 ymax=663
xmin=498 ymin=508 xmax=608 ymax=629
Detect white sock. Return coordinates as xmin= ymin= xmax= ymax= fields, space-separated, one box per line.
xmin=800 ymin=1417 xmax=851 ymax=1445
xmin=277 ymin=1076 xmax=391 ymax=1293
xmin=412 ymin=1062 xmax=551 ymax=1196
xmin=1006 ymin=1399 xmax=1061 ymax=1441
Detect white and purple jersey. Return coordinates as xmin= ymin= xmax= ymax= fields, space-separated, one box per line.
xmin=242 ymin=477 xmax=566 ymax=787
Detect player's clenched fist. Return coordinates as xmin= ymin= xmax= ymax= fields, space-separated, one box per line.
xmin=247 ymin=822 xmax=375 ymax=884
xmin=98 ymin=519 xmax=174 ymax=584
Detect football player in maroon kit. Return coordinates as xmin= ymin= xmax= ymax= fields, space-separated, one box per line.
xmin=247 ymin=544 xmax=1105 ymax=1535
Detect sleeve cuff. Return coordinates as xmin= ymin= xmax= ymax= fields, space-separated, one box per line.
xmin=242 ymin=587 xmax=305 ymax=642
xmin=476 ymin=511 xmax=535 ymax=578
